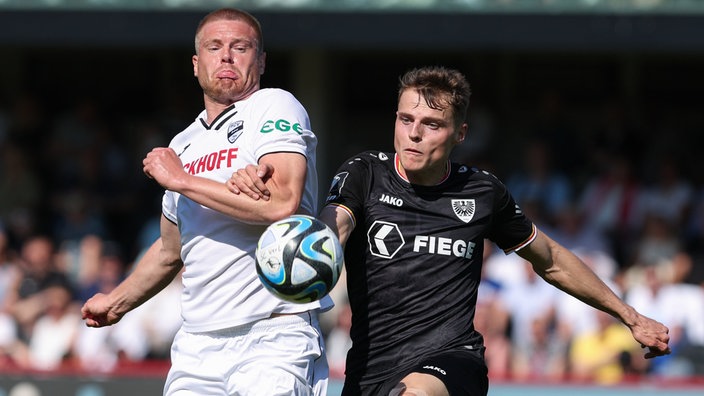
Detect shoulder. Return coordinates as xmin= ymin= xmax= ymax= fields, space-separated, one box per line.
xmin=339 ymin=150 xmax=393 ymax=170
xmin=251 ymin=88 xmax=303 ymax=107
xmin=246 ymin=89 xmax=309 ymax=123
xmin=452 ymin=163 xmax=506 ymax=186
xmin=330 ymin=151 xmax=392 ymax=192
xmin=168 ymin=115 xmax=205 ymax=148
xmin=350 ymin=150 xmax=393 ymax=164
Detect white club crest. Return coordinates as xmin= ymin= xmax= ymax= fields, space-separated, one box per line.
xmin=452 ymin=199 xmax=475 ymax=223
xmin=228 ymin=120 xmax=244 ymax=143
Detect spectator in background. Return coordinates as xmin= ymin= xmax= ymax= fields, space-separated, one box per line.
xmin=625 ymin=266 xmax=704 ymax=377
xmin=684 ymin=194 xmax=704 ymax=287
xmin=0 ymin=225 xmax=21 ymax=367
xmin=73 ymin=244 xmax=171 ymax=372
xmin=22 ymin=279 xmax=80 ymax=370
xmin=474 ymin=241 xmax=511 ymax=380
xmin=577 ymin=151 xmax=645 ymax=266
xmin=6 ymin=235 xmax=74 ymax=344
xmin=506 ymin=139 xmax=572 ymax=225
xmin=0 ymin=226 xmax=19 ymax=309
xmin=569 ymin=309 xmax=645 ymax=384
xmin=63 ymin=236 xmax=126 ymax=304
xmin=497 ymin=260 xmax=565 ymax=381
xmin=550 ymin=203 xmax=612 ymax=256
xmin=51 ymin=187 xmax=108 ymax=246
xmin=74 ymin=266 xmax=181 ymax=372
xmin=554 ymin=249 xmax=620 ymax=343
xmin=623 ymin=213 xmax=692 ymax=290
xmin=0 ymin=311 xmax=19 ymax=368
xmin=639 ymin=155 xmax=693 ymax=231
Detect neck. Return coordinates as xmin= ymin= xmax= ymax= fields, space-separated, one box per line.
xmin=203 ymin=87 xmax=259 ymax=124
xmin=396 ymin=155 xmax=449 ymax=186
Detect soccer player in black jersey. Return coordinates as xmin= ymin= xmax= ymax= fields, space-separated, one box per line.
xmin=228 ymin=66 xmax=671 ymax=396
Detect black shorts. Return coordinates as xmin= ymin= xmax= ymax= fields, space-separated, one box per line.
xmin=343 ymin=347 xmax=488 ymax=396
xmin=412 ymin=347 xmax=488 ymax=396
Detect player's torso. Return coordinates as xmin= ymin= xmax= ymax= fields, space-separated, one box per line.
xmin=339 ymin=152 xmax=495 ymax=382
xmin=174 ymin=106 xmax=255 ymax=186
xmin=163 ymin=89 xmax=323 ymax=332
xmin=348 ymin=153 xmax=495 ymax=297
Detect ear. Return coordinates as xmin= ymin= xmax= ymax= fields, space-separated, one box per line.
xmin=259 ymin=52 xmax=267 ymax=75
xmin=455 ymin=122 xmax=468 ymax=144
xmin=192 ymin=55 xmax=199 ymax=77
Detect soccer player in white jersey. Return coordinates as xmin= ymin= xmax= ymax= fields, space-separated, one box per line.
xmin=229 ymin=66 xmax=671 ymax=396
xmin=81 ymin=8 xmax=331 ymax=395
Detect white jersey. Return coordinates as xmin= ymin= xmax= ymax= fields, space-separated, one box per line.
xmin=162 ymin=88 xmax=333 ymax=333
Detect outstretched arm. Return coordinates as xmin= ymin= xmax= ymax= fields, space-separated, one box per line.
xmin=81 ymin=215 xmax=183 ymax=327
xmin=517 ymin=228 xmax=671 ymax=359
xmin=144 ymin=147 xmax=306 ymax=224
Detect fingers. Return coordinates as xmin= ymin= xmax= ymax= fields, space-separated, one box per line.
xmin=247 ymin=165 xmax=270 ymax=199
xmin=639 ymin=325 xmax=671 ymax=359
xmin=256 ymin=163 xmax=274 ymax=178
xmin=81 ymin=309 xmax=102 ymax=327
xmin=644 ymin=345 xmax=671 ymax=359
xmin=226 ymin=179 xmax=241 ymax=194
xmin=228 ymin=164 xmax=271 ymax=201
xmin=142 ymin=147 xmax=186 ymax=190
xmin=229 ymin=171 xmax=261 ymax=200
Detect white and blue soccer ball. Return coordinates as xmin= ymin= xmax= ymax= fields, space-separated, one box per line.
xmin=255 ymin=215 xmax=344 ymax=304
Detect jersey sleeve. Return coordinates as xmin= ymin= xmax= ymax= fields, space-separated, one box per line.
xmin=485 ymin=174 xmax=536 ymax=254
xmin=249 ymin=89 xmax=317 ymax=161
xmin=162 ymin=190 xmax=178 ymax=225
xmin=323 ymin=152 xmax=373 ymax=225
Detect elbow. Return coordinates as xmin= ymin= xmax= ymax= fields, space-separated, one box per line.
xmin=261 ymin=199 xmax=301 ymax=223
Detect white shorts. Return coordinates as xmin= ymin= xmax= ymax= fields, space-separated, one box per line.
xmin=164 ymin=311 xmax=329 ymax=396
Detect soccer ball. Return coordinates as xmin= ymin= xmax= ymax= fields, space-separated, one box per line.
xmin=255 ymin=214 xmax=344 ymax=304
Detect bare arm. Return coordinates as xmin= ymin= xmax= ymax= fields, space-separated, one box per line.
xmin=517 ymin=228 xmax=671 ymax=358
xmin=81 ymin=215 xmax=183 ymax=327
xmin=144 ymin=147 xmax=306 ymax=224
xmin=227 ymin=163 xmax=356 ymax=246
xmin=318 ymin=205 xmax=355 ymax=247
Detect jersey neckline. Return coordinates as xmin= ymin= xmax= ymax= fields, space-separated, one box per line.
xmin=199 ymin=103 xmax=238 ymax=130
xmin=393 ymin=153 xmax=451 ymax=186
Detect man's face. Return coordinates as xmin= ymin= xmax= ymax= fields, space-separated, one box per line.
xmin=192 ymin=19 xmax=265 ymax=105
xmin=394 ymin=89 xmax=466 ymax=185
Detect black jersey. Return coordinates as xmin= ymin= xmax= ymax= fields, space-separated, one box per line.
xmin=325 ymin=151 xmax=535 ymax=387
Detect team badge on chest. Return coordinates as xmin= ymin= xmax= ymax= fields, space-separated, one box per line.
xmin=228 ymin=120 xmax=244 ymax=143
xmin=451 ymin=199 xmax=475 ymax=223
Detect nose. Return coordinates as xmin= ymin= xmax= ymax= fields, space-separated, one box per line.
xmin=221 ymin=48 xmax=234 ymax=64
xmin=408 ymin=122 xmax=422 ymax=142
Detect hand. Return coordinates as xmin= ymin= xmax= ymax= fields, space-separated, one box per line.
xmin=227 ymin=163 xmax=273 ymax=201
xmin=143 ymin=147 xmax=187 ymax=191
xmin=629 ymin=315 xmax=671 ymax=359
xmin=81 ymin=293 xmax=122 ymax=328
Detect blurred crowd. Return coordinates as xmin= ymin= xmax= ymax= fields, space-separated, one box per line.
xmin=1 ymin=89 xmax=704 ymax=385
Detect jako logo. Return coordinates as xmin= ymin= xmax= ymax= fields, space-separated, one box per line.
xmin=260 ymin=119 xmax=304 ymax=134
xmin=379 ymin=193 xmax=403 ymax=207
xmin=422 ymin=365 xmax=446 ymax=376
